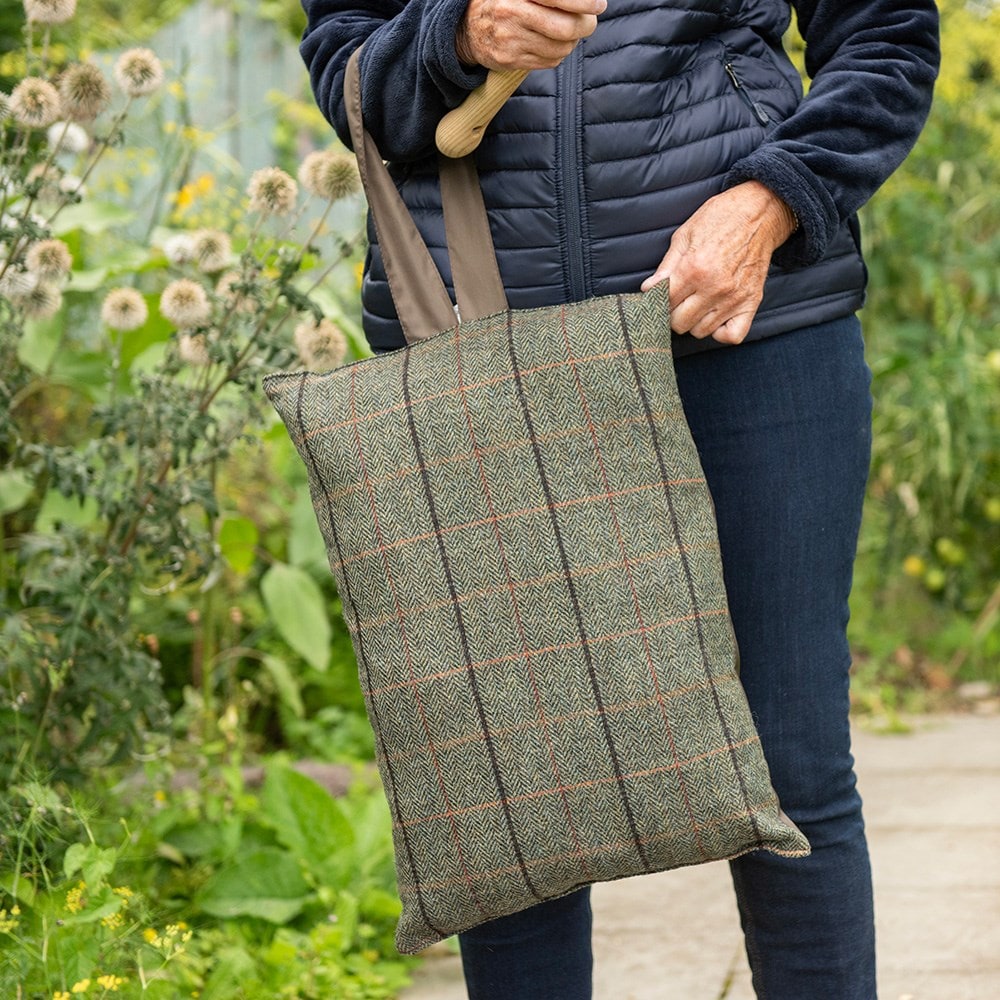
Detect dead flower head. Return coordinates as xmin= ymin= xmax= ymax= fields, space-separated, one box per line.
xmin=297 ymin=150 xmax=360 ymax=202
xmin=191 ymin=230 xmax=231 ymax=273
xmin=114 ymin=49 xmax=164 ymax=98
xmin=101 ymin=287 xmax=148 ymax=331
xmin=160 ymin=278 xmax=210 ymax=328
xmin=294 ymin=317 xmax=347 ymax=371
xmin=23 ymin=0 xmax=77 ymax=25
xmin=178 ymin=332 xmax=211 ymax=367
xmin=9 ymin=77 xmax=62 ymax=129
xmin=27 ymin=238 xmax=73 ymax=280
xmin=247 ymin=167 xmax=297 ymax=217
xmin=18 ymin=281 xmax=63 ymax=319
xmin=58 ymin=63 xmax=111 ymax=122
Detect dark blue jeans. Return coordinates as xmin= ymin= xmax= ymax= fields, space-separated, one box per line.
xmin=458 ymin=316 xmax=877 ymax=1000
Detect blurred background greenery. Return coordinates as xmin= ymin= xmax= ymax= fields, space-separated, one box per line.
xmin=0 ymin=0 xmax=997 ymax=996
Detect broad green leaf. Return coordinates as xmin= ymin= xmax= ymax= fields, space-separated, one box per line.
xmin=288 ymin=487 xmax=328 ymax=572
xmin=17 ymin=315 xmax=64 ymax=372
xmin=219 ymin=516 xmax=259 ymax=574
xmin=195 ymin=847 xmax=309 ymax=922
xmin=200 ymin=946 xmax=258 ymax=1000
xmin=260 ymin=562 xmax=331 ymax=671
xmin=0 ymin=469 xmax=34 ymax=514
xmin=63 ymin=843 xmax=115 ymax=885
xmin=34 ymin=490 xmax=99 ymax=532
xmin=0 ymin=873 xmax=37 ymax=907
xmin=53 ymin=201 xmax=136 ymax=235
xmin=262 ymin=655 xmax=305 ymax=718
xmin=260 ymin=764 xmax=354 ymax=882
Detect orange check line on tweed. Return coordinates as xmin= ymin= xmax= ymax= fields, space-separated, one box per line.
xmin=393 ymin=734 xmax=761 ymax=830
xmin=331 ymin=477 xmax=707 ymax=570
xmin=395 ymin=795 xmax=781 ymax=894
xmin=316 ymin=409 xmax=685 ymax=503
xmin=362 ymin=608 xmax=729 ymax=697
xmin=347 ymin=364 xmax=489 ymax=919
xmin=452 ymin=326 xmax=595 ymax=881
xmin=558 ymin=304 xmax=708 ymax=861
xmin=380 ymin=675 xmax=741 ymax=763
xmin=295 ymin=344 xmax=674 ymax=444
xmin=349 ymin=542 xmax=718 ymax=632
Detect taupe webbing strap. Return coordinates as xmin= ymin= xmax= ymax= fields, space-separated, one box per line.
xmin=344 ymin=48 xmax=508 ymax=344
xmin=438 ymin=153 xmax=508 ymax=321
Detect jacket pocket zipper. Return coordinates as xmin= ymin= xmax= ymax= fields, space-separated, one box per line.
xmin=724 ymin=61 xmax=771 ymax=127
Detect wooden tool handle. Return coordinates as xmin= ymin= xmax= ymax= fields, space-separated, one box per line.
xmin=436 ymin=69 xmax=529 ymax=158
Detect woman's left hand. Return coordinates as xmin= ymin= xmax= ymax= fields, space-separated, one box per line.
xmin=640 ymin=180 xmax=797 ymax=345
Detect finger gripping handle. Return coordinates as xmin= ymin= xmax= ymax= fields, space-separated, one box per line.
xmin=435 ymin=69 xmax=529 ymax=158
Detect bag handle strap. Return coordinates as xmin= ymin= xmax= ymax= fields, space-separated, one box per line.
xmin=344 ymin=48 xmax=508 ymax=344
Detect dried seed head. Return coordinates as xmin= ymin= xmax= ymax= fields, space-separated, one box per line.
xmin=18 ymin=281 xmax=63 ymax=319
xmin=101 ymin=287 xmax=148 ymax=331
xmin=294 ymin=317 xmax=347 ymax=371
xmin=0 ymin=266 xmax=39 ymax=299
xmin=23 ymin=0 xmax=77 ymax=25
xmin=26 ymin=238 xmax=73 ymax=280
xmin=9 ymin=77 xmax=62 ymax=129
xmin=191 ymin=230 xmax=231 ymax=273
xmin=160 ymin=278 xmax=210 ymax=328
xmin=47 ymin=120 xmax=90 ymax=154
xmin=114 ymin=48 xmax=164 ymax=98
xmin=297 ymin=150 xmax=361 ymax=202
xmin=178 ymin=332 xmax=211 ymax=367
xmin=163 ymin=234 xmax=195 ymax=266
xmin=247 ymin=167 xmax=297 ymax=217
xmin=58 ymin=63 xmax=111 ymax=122
xmin=215 ymin=271 xmax=256 ymax=314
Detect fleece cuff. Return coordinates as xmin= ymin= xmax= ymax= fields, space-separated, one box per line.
xmin=725 ymin=146 xmax=840 ymax=270
xmin=421 ymin=0 xmax=489 ymax=106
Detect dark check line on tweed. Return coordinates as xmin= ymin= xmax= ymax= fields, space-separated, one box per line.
xmin=328 ymin=477 xmax=707 ymax=569
xmin=400 ymin=343 xmax=547 ymax=903
xmin=398 ymin=795 xmax=783 ymax=895
xmin=349 ymin=541 xmax=718 ymax=630
xmin=616 ymin=297 xmax=763 ymax=850
xmin=506 ymin=309 xmax=654 ymax=875
xmin=379 ymin=676 xmax=743 ymax=762
xmin=295 ymin=345 xmax=675 ymax=442
xmin=556 ymin=304 xmax=708 ymax=861
xmin=293 ymin=373 xmax=451 ymax=941
xmin=393 ymin=734 xmax=763 ymax=829
xmin=346 ymin=361 xmax=496 ymax=919
xmin=451 ymin=323 xmax=597 ymax=883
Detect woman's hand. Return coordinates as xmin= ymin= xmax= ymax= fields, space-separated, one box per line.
xmin=640 ymin=181 xmax=798 ymax=345
xmin=456 ymin=0 xmax=606 ymax=71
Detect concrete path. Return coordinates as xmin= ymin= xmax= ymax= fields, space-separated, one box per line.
xmin=399 ymin=713 xmax=1000 ymax=999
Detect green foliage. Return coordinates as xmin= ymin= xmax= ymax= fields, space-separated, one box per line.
xmin=850 ymin=0 xmax=1000 ymax=692
xmin=1 ymin=8 xmax=367 ymax=783
xmin=0 ymin=761 xmax=413 ymax=998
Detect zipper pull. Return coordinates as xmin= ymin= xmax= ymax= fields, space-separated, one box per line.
xmin=724 ymin=61 xmax=771 ymax=127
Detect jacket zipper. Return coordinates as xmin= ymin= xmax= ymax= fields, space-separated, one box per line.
xmin=724 ymin=60 xmax=771 ymax=127
xmin=559 ymin=45 xmax=588 ymax=301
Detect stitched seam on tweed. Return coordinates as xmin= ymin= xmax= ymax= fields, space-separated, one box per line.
xmin=452 ymin=324 xmax=596 ymax=884
xmin=397 ymin=796 xmax=784 ymax=893
xmin=393 ymin=735 xmax=762 ymax=829
xmin=400 ymin=345 xmax=544 ymax=904
xmin=315 ymin=411 xmax=686 ymax=500
xmin=616 ymin=296 xmax=764 ymax=849
xmin=381 ymin=676 xmax=741 ymax=762
xmin=348 ymin=364 xmax=490 ymax=919
xmin=363 ymin=609 xmax=729 ymax=695
xmin=331 ymin=479 xmax=707 ymax=569
xmin=293 ymin=371 xmax=446 ymax=940
xmin=507 ymin=310 xmax=652 ymax=874
xmin=558 ymin=304 xmax=709 ymax=862
xmin=349 ymin=543 xmax=718 ymax=628
xmin=294 ymin=345 xmax=673 ymax=442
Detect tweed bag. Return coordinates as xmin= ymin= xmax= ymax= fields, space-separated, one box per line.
xmin=262 ymin=51 xmax=809 ymax=954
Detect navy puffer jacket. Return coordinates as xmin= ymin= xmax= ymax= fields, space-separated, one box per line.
xmin=300 ymin=0 xmax=939 ymax=354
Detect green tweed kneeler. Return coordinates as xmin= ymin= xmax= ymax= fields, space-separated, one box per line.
xmin=263 ymin=282 xmax=810 ymax=953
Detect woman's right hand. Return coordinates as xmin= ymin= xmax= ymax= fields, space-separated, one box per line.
xmin=456 ymin=0 xmax=606 ymax=71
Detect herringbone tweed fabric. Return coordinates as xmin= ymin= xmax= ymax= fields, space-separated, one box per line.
xmin=263 ymin=282 xmax=809 ymax=954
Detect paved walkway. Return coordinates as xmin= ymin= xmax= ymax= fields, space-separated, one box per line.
xmin=399 ymin=713 xmax=1000 ymax=1000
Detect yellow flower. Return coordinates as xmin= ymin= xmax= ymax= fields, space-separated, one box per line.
xmin=53 ymin=992 xmax=71 ymax=1000
xmin=70 ymin=980 xmax=90 ymax=994
xmin=0 ymin=907 xmax=21 ymax=933
xmin=153 ymin=789 xmax=167 ymax=804
xmin=96 ymin=975 xmax=126 ymax=991
xmin=142 ymin=927 xmax=161 ymax=945
xmin=100 ymin=910 xmax=124 ymax=930
xmin=112 ymin=886 xmax=134 ymax=901
xmin=902 ymin=555 xmax=926 ymax=578
xmin=65 ymin=882 xmax=86 ymax=914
